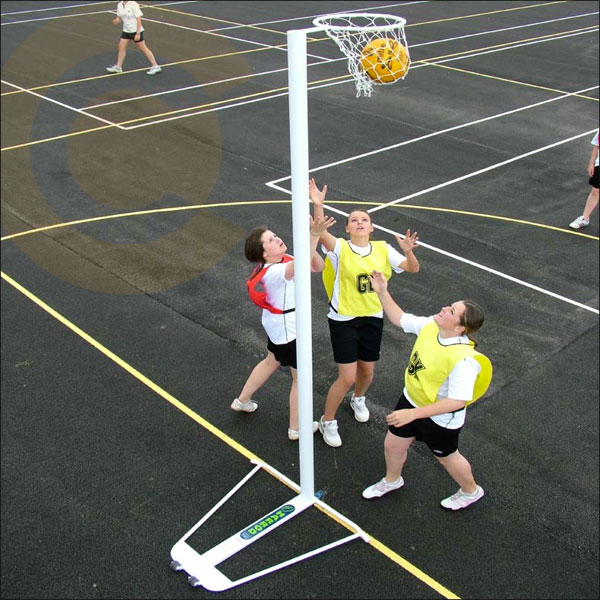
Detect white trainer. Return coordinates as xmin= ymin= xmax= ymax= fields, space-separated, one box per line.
xmin=147 ymin=65 xmax=162 ymax=75
xmin=362 ymin=477 xmax=404 ymax=499
xmin=350 ymin=394 xmax=369 ymax=422
xmin=288 ymin=421 xmax=319 ymax=441
xmin=441 ymin=486 xmax=484 ymax=510
xmin=569 ymin=215 xmax=590 ymax=230
xmin=318 ymin=416 xmax=342 ymax=447
xmin=230 ymin=398 xmax=258 ymax=413
xmin=106 ymin=65 xmax=123 ymax=73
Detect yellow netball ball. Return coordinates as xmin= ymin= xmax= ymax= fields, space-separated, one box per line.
xmin=360 ymin=37 xmax=409 ymax=83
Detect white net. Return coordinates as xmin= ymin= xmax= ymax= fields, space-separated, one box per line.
xmin=313 ymin=13 xmax=410 ymax=98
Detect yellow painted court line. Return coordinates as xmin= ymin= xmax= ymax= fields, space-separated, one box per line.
xmin=1 ymin=200 xmax=596 ymax=242
xmin=422 ymin=61 xmax=599 ymax=101
xmin=306 ymin=0 xmax=570 ymax=43
xmin=144 ymin=3 xmax=290 ymax=38
xmin=0 ymin=45 xmax=286 ymax=97
xmin=0 ymin=270 xmax=259 ymax=463
xmin=2 ymin=22 xmax=595 ymax=150
xmin=0 ymin=74 xmax=348 ymax=151
xmin=0 ymin=268 xmax=461 ymax=599
xmin=409 ymin=0 xmax=568 ymax=27
xmin=414 ymin=25 xmax=598 ymax=66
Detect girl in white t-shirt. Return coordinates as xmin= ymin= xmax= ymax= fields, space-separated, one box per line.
xmin=106 ymin=1 xmax=161 ymax=75
xmin=569 ymin=128 xmax=599 ymax=230
xmin=232 ymin=215 xmax=335 ymax=440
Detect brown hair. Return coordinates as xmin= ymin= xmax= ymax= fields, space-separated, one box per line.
xmin=459 ymin=299 xmax=485 ymax=348
xmin=244 ymin=226 xmax=268 ymax=277
xmin=345 ymin=210 xmax=372 ymax=225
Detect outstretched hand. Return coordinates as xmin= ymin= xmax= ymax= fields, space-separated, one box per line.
xmin=309 ymin=178 xmax=327 ymax=206
xmin=310 ymin=214 xmax=336 ymax=236
xmin=369 ymin=270 xmax=388 ymax=294
xmin=395 ymin=229 xmax=419 ymax=254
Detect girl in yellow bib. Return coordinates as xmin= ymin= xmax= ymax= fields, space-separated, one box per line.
xmin=309 ymin=179 xmax=420 ymax=447
xmin=362 ymin=271 xmax=493 ymax=511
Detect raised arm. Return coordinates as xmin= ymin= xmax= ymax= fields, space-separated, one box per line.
xmin=284 ymin=214 xmax=337 ymax=278
xmin=395 ymin=230 xmax=420 ymax=273
xmin=369 ymin=270 xmax=405 ymax=326
xmin=309 ymin=214 xmax=336 ymax=272
xmin=309 ymin=178 xmax=337 ymax=252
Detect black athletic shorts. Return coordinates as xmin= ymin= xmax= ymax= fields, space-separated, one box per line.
xmin=388 ymin=394 xmax=462 ymax=458
xmin=328 ymin=316 xmax=384 ymax=364
xmin=267 ymin=337 xmax=297 ymax=368
xmin=121 ymin=31 xmax=144 ymax=42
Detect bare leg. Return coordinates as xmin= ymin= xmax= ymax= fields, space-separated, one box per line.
xmin=288 ymin=367 xmax=298 ymax=430
xmin=237 ymin=352 xmax=280 ymax=403
xmin=115 ymin=38 xmax=129 ymax=67
xmin=353 ymin=359 xmax=375 ymax=397
xmin=436 ymin=450 xmax=478 ymax=493
xmin=384 ymin=432 xmax=414 ymax=481
xmin=583 ymin=187 xmax=599 ymax=220
xmin=136 ymin=40 xmax=158 ymax=67
xmin=323 ymin=362 xmax=356 ymax=421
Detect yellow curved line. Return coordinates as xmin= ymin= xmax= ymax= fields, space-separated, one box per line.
xmin=0 ymin=268 xmax=460 ymax=599
xmin=2 ymin=200 xmax=596 ymax=242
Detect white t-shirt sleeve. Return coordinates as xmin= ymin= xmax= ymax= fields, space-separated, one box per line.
xmin=447 ymin=357 xmax=481 ymax=402
xmin=400 ymin=313 xmax=433 ymax=335
xmin=387 ymin=244 xmax=406 ymax=273
xmin=131 ymin=1 xmax=143 ymax=17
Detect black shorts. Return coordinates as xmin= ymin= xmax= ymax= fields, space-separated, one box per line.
xmin=328 ymin=316 xmax=383 ymax=364
xmin=590 ymin=165 xmax=599 ymax=189
xmin=267 ymin=337 xmax=297 ymax=368
xmin=121 ymin=31 xmax=144 ymax=42
xmin=388 ymin=394 xmax=462 ymax=458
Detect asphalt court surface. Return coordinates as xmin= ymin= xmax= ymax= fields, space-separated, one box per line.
xmin=1 ymin=1 xmax=598 ymax=599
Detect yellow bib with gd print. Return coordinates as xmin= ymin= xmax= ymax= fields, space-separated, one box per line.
xmin=322 ymin=239 xmax=392 ymax=316
xmin=404 ymin=321 xmax=492 ymax=407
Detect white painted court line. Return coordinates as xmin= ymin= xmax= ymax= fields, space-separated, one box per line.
xmin=267 ymin=86 xmax=599 ymax=188
xmin=0 ymin=79 xmax=123 ymax=129
xmin=368 ymin=130 xmax=597 ymax=213
xmin=265 ymin=183 xmax=599 ymax=315
xmin=0 ymin=1 xmax=195 ymax=23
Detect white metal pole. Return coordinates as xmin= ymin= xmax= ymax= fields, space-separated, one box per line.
xmin=287 ymin=28 xmax=314 ymax=499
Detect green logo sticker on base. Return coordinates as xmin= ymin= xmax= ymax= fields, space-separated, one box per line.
xmin=240 ymin=504 xmax=295 ymax=539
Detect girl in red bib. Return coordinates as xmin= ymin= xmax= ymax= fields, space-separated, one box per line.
xmin=232 ymin=215 xmax=335 ymax=440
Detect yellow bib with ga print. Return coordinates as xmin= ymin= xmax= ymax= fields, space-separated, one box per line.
xmin=322 ymin=239 xmax=392 ymax=316
xmin=404 ymin=321 xmax=493 ymax=407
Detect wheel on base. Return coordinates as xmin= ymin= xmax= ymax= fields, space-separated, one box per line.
xmin=188 ymin=575 xmax=201 ymax=587
xmin=169 ymin=560 xmax=183 ymax=572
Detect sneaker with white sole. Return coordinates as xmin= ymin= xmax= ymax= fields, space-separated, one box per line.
xmin=350 ymin=394 xmax=369 ymax=422
xmin=569 ymin=215 xmax=590 ymax=230
xmin=231 ymin=398 xmax=258 ymax=413
xmin=147 ymin=65 xmax=162 ymax=75
xmin=362 ymin=476 xmax=404 ymax=499
xmin=440 ymin=486 xmax=484 ymax=510
xmin=106 ymin=65 xmax=123 ymax=73
xmin=318 ymin=416 xmax=342 ymax=447
xmin=288 ymin=421 xmax=319 ymax=441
